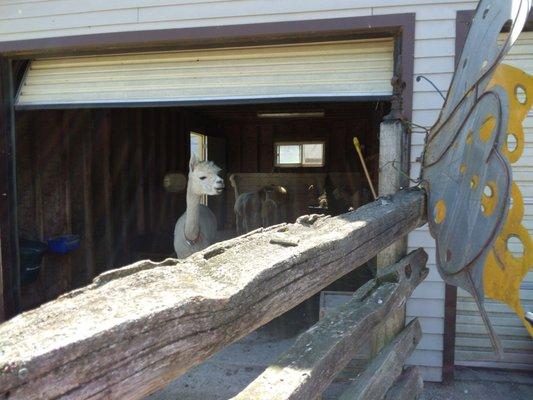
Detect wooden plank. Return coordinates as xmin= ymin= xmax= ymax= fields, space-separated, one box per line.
xmin=120 ymin=109 xmax=132 ymax=263
xmin=61 ymin=111 xmax=73 ymax=291
xmin=135 ymin=109 xmax=145 ymax=235
xmin=146 ymin=108 xmax=157 ymax=233
xmin=100 ymin=111 xmax=113 ymax=269
xmin=67 ymin=109 xmax=89 ymax=288
xmin=374 ymin=118 xmax=409 ymax=356
xmin=0 ymin=58 xmax=19 ymax=319
xmin=167 ymin=109 xmax=179 ymax=223
xmin=241 ymin=125 xmax=258 ymax=172
xmin=232 ymin=249 xmax=428 ymax=400
xmin=82 ymin=111 xmax=95 ymax=281
xmin=0 ymin=188 xmax=425 ymax=400
xmin=383 ymin=366 xmax=424 ymax=400
xmin=338 ymin=319 xmax=422 ymax=400
xmin=155 ymin=109 xmax=166 ymax=232
xmin=258 ymin=124 xmax=273 ymax=172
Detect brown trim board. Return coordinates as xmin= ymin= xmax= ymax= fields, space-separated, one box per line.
xmin=442 ymin=9 xmax=475 ymax=383
xmin=0 ymin=58 xmax=20 ymax=320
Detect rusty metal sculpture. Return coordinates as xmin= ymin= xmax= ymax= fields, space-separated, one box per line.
xmin=422 ymin=0 xmax=533 ymax=356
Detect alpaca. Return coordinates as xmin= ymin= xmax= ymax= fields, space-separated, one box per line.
xmin=308 ymin=184 xmax=328 ymax=209
xmin=229 ymin=174 xmax=261 ymax=234
xmin=259 ymin=184 xmax=289 ymax=227
xmin=260 ymin=189 xmax=278 ymax=228
xmin=173 ymin=154 xmax=224 ymax=258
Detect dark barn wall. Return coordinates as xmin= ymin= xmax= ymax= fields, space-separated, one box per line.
xmin=220 ymin=117 xmax=373 ymax=174
xmin=13 ymin=101 xmax=385 ymax=311
xmin=15 ymin=107 xmax=190 ymax=310
xmin=209 ymin=103 xmax=383 ymax=181
xmin=203 ymin=102 xmax=386 ymax=229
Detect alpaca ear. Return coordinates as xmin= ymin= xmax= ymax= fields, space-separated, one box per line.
xmin=189 ymin=153 xmax=198 ymax=171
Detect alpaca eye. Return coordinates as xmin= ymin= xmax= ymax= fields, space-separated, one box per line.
xmin=199 ymin=176 xmax=207 ymax=180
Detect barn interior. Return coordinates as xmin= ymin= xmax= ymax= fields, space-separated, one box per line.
xmin=14 ymin=100 xmax=389 ymax=317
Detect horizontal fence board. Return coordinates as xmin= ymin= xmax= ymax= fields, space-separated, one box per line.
xmin=233 ymin=250 xmax=427 ymax=400
xmin=0 ymin=189 xmax=426 ymax=400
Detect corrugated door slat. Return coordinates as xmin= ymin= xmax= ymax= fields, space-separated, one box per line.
xmin=16 ymin=38 xmax=394 ymax=107
xmin=455 ymin=32 xmax=533 ymax=370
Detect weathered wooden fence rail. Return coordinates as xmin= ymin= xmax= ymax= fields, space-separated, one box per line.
xmin=233 ymin=249 xmax=428 ymax=400
xmin=0 ymin=188 xmax=426 ymax=400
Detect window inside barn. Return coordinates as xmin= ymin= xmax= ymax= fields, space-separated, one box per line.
xmin=275 ymin=142 xmax=325 ymax=167
xmin=190 ymin=131 xmax=209 ymax=205
xmin=190 ymin=132 xmax=208 ymax=162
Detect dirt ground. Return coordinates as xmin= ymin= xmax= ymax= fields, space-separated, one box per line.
xmin=422 ymin=381 xmax=533 ymax=400
xmin=421 ymin=368 xmax=533 ymax=400
xmin=148 ymin=328 xmax=533 ymax=400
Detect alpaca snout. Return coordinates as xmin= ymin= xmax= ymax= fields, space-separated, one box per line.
xmin=214 ymin=179 xmax=225 ymax=193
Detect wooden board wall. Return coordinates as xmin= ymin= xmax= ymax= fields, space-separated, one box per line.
xmin=212 ymin=104 xmax=383 ymax=179
xmin=13 ymin=102 xmax=385 ymax=312
xmin=15 ymin=107 xmax=189 ymax=311
xmin=208 ymin=102 xmax=385 ymax=227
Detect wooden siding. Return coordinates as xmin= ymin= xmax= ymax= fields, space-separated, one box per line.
xmin=15 ymin=102 xmax=379 ymax=312
xmin=213 ymin=103 xmax=381 ymax=227
xmin=0 ymin=0 xmax=485 ymax=382
xmin=16 ymin=107 xmax=189 ymax=310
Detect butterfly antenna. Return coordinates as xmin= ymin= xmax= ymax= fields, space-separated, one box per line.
xmin=416 ymin=75 xmax=446 ymax=101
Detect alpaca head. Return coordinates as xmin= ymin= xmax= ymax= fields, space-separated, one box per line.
xmin=188 ymin=153 xmax=225 ymax=196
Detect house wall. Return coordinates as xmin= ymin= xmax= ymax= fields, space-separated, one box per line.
xmin=0 ymin=0 xmax=482 ymax=381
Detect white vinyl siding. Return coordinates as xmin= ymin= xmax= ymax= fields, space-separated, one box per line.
xmin=454 ymin=31 xmax=533 ymax=371
xmin=16 ymin=38 xmax=393 ymax=107
xmin=0 ymin=0 xmax=485 ymax=382
xmin=0 ymin=1 xmax=476 ymax=43
xmin=401 ymin=1 xmax=477 ymax=383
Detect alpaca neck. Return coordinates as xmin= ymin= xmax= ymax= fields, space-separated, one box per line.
xmin=185 ymin=186 xmax=202 ymax=241
xmin=230 ymin=175 xmax=240 ymax=199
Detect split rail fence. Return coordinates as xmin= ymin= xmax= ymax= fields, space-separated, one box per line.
xmin=0 ymin=188 xmax=427 ymax=400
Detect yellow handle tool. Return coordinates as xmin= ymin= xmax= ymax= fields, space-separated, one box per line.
xmin=353 ymin=137 xmax=378 ymax=200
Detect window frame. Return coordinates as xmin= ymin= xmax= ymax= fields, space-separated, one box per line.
xmin=190 ymin=131 xmax=208 ymax=162
xmin=274 ymin=141 xmax=325 ymax=168
xmin=190 ymin=131 xmax=209 ymax=205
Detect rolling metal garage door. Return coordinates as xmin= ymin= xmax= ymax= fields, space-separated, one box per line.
xmin=455 ymin=32 xmax=533 ymax=370
xmin=16 ymin=38 xmax=393 ymax=108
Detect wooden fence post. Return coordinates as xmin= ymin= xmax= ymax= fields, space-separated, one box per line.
xmin=374 ymin=118 xmax=410 ymax=355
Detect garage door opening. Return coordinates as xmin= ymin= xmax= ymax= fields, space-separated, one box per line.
xmin=14 ymin=100 xmax=389 ymax=318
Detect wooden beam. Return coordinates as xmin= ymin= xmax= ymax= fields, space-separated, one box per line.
xmin=0 ymin=188 xmax=426 ymax=400
xmin=374 ymin=119 xmax=409 ymax=356
xmin=232 ymin=249 xmax=428 ymax=400
xmin=338 ymin=318 xmax=422 ymax=400
xmin=384 ymin=366 xmax=424 ymax=400
xmin=0 ymin=58 xmax=19 ymax=319
xmin=100 ymin=111 xmax=113 ymax=269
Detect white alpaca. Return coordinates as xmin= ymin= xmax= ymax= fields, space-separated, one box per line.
xmin=173 ymin=154 xmax=224 ymax=258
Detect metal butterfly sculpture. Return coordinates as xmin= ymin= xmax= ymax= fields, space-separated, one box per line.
xmin=422 ymin=0 xmax=533 ymax=356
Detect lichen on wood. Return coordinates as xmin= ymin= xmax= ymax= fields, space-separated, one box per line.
xmin=0 ymin=188 xmax=425 ymax=400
